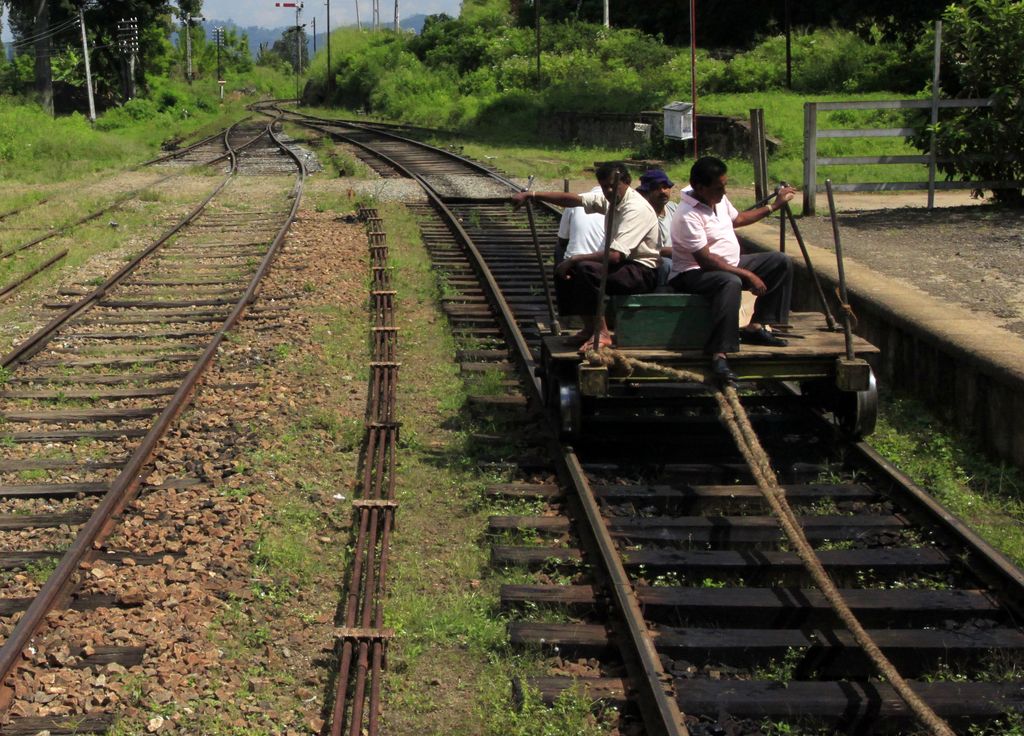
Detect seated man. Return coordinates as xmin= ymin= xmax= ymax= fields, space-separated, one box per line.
xmin=636 ymin=168 xmax=678 ymax=287
xmin=512 ymin=162 xmax=660 ymax=353
xmin=555 ymin=184 xmax=606 ymax=264
xmin=669 ymin=156 xmax=797 ymax=382
xmin=553 ymin=185 xmax=606 ymax=315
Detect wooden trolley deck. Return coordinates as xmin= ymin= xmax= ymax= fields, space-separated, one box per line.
xmin=542 ymin=312 xmax=879 ymax=383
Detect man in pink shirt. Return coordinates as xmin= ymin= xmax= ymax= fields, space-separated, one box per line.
xmin=669 ymin=156 xmax=798 ymax=383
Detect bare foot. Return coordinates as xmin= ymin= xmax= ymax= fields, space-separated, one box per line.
xmin=569 ymin=329 xmax=592 ymax=345
xmin=577 ymin=331 xmax=613 ymax=354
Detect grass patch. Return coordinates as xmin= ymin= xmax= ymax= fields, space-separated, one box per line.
xmin=871 ymin=392 xmax=1024 ymax=566
xmin=377 ymin=200 xmax=614 ymax=735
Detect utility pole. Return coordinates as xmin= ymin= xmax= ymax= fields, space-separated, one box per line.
xmin=354 ymin=0 xmax=361 ymax=30
xmin=689 ymin=0 xmax=698 ymax=157
xmin=603 ymin=0 xmax=609 ymax=28
xmin=117 ymin=17 xmax=139 ymax=100
xmin=215 ymin=26 xmax=225 ymax=100
xmin=326 ymin=0 xmax=332 ymax=95
xmin=183 ymin=13 xmax=204 ymax=83
xmin=372 ymin=0 xmax=379 ymax=31
xmin=534 ymin=0 xmax=541 ymax=89
xmin=394 ymin=0 xmax=399 ymax=32
xmin=78 ymin=7 xmax=96 ymax=122
xmin=312 ymin=17 xmax=316 ymax=53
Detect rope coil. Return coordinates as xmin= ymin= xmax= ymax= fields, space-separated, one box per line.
xmin=585 ymin=346 xmax=955 ymax=736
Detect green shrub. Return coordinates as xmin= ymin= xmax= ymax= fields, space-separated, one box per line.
xmin=913 ymin=0 xmax=1024 ymax=203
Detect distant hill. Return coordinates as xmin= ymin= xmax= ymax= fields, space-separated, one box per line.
xmin=198 ymin=13 xmax=432 ymax=59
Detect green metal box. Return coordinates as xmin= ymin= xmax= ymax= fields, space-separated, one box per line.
xmin=609 ymin=293 xmax=713 ymax=349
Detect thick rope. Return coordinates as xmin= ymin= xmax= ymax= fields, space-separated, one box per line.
xmin=834 ymin=286 xmax=859 ymax=329
xmin=586 ymin=347 xmax=956 ymax=736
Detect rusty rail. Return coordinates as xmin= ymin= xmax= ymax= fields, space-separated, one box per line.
xmin=0 ymin=115 xmax=305 ymax=700
xmin=328 ymin=210 xmax=399 ymax=736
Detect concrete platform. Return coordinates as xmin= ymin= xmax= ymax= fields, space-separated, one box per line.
xmin=739 ymin=220 xmax=1024 ymax=468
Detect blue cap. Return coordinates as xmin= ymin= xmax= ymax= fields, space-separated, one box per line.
xmin=637 ymin=169 xmax=675 ymax=193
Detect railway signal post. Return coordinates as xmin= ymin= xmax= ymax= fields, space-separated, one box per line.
xmin=275 ymin=1 xmax=305 ymax=101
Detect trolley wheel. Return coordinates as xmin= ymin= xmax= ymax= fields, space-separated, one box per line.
xmin=835 ymin=367 xmax=878 ymax=439
xmin=558 ymin=381 xmax=583 ymax=441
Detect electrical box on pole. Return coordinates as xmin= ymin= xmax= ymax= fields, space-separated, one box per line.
xmin=663 ymin=101 xmax=694 ymax=141
xmin=117 ymin=17 xmax=139 ymax=100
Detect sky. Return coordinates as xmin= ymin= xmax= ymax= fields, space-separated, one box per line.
xmin=1 ymin=1 xmax=463 ymax=42
xmin=190 ymin=0 xmax=460 ymax=30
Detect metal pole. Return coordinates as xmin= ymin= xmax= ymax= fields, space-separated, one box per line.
xmin=523 ymin=176 xmax=561 ymax=336
xmin=295 ymin=6 xmax=301 ymax=101
xmin=326 ymin=0 xmax=332 ymax=95
xmin=355 ymin=0 xmax=361 ymax=30
xmin=535 ymin=0 xmax=541 ymax=89
xmin=784 ymin=0 xmax=792 ymax=89
xmin=185 ymin=14 xmax=193 ymax=84
xmin=927 ymin=20 xmax=942 ymax=210
xmin=825 ymin=180 xmax=854 ymax=358
xmin=394 ymin=0 xmax=399 ymax=32
xmin=782 ymin=203 xmax=836 ymax=330
xmin=79 ymin=8 xmax=96 ymax=123
xmin=312 ymin=17 xmax=316 ymax=53
xmin=689 ymin=0 xmax=697 ymax=158
xmin=594 ymin=171 xmax=621 ymax=335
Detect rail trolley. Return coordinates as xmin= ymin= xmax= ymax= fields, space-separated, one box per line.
xmin=538 ymin=292 xmax=880 ymax=441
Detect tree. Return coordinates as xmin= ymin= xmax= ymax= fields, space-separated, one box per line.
xmin=1 ymin=0 xmax=182 ymax=112
xmin=271 ymin=25 xmax=308 ymax=74
xmin=921 ymin=0 xmax=1024 ymax=203
xmin=2 ymin=0 xmax=56 ymax=113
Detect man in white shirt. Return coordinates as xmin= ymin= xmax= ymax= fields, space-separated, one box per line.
xmin=669 ymin=156 xmax=797 ymax=382
xmin=512 ymin=162 xmax=660 ymax=353
xmin=554 ymin=186 xmax=606 ymax=314
xmin=556 ymin=185 xmax=606 ymax=262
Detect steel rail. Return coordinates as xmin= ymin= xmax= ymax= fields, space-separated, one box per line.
xmin=854 ymin=440 xmax=1024 ymax=615
xmin=290 ymin=120 xmax=688 ymax=736
xmin=0 ymin=115 xmax=304 ymax=696
xmin=411 ymin=186 xmax=686 ymax=736
xmin=0 ymin=124 xmax=239 ymax=226
xmin=276 ymin=113 xmax=1024 ymax=732
xmin=267 ymin=109 xmax=547 ymax=396
xmin=329 ymin=212 xmax=399 ymax=736
xmin=140 ymin=116 xmax=253 ymax=166
xmin=0 ymin=121 xmax=264 ymax=263
xmin=268 ymin=106 xmax=536 ymax=193
xmin=1 ymin=121 xmax=270 ymax=368
xmin=0 ymin=249 xmax=67 ymax=301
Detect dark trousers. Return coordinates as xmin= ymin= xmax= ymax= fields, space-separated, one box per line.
xmin=559 ymin=260 xmax=657 ymax=316
xmin=669 ymin=251 xmax=792 ymax=354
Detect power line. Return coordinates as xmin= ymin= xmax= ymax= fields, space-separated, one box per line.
xmin=10 ymin=16 xmax=82 ymax=44
xmin=9 ymin=17 xmax=82 ymax=49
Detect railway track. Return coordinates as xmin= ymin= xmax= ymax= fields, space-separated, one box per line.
xmin=0 ymin=122 xmax=252 ymax=307
xmin=0 ymin=117 xmax=304 ymax=733
xmin=276 ymin=107 xmax=1024 ymax=736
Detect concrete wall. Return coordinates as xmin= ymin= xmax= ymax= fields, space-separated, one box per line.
xmin=741 ymin=227 xmax=1024 ymax=470
xmin=543 ymin=111 xmax=777 ymax=157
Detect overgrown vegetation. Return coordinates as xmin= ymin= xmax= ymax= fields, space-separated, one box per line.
xmin=305 ymin=19 xmax=930 ymax=137
xmin=915 ymin=0 xmax=1024 ymax=202
xmin=873 ymin=392 xmax=1024 ymax=566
